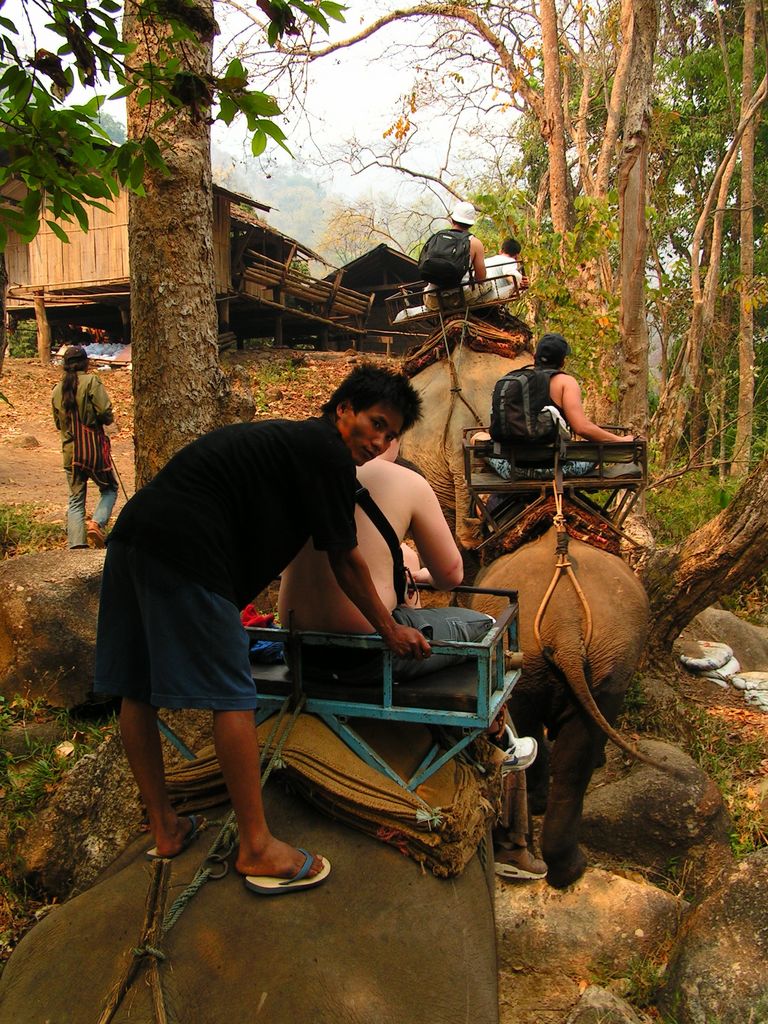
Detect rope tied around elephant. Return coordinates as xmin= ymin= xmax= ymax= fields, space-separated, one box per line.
xmin=132 ymin=945 xmax=166 ymax=962
xmin=162 ymin=695 xmax=304 ymax=933
xmin=533 ymin=479 xmax=594 ymax=654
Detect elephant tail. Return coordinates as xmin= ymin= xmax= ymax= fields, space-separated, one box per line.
xmin=542 ymin=646 xmax=684 ymax=777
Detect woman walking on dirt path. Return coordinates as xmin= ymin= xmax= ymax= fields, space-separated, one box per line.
xmin=51 ymin=345 xmax=118 ymax=549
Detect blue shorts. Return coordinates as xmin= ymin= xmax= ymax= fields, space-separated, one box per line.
xmin=93 ymin=540 xmax=257 ymax=710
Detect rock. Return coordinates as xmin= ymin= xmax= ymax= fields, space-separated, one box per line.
xmin=682 ymin=606 xmax=768 ymax=672
xmin=495 ymin=868 xmax=684 ymax=1024
xmin=1 ymin=720 xmax=72 ymax=756
xmin=15 ymin=729 xmax=143 ymax=897
xmin=581 ymin=740 xmax=734 ymax=897
xmin=0 ymin=549 xmax=105 ymax=707
xmin=563 ymin=985 xmax=645 ymax=1024
xmin=13 ymin=709 xmax=214 ymax=899
xmin=658 ymin=848 xmax=768 ymax=1024
xmin=12 ymin=434 xmax=40 ymax=449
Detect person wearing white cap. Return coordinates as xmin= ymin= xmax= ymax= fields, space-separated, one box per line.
xmin=423 ymin=201 xmax=492 ymax=310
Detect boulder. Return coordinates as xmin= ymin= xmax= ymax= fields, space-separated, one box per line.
xmin=0 ymin=549 xmax=104 ymax=707
xmin=14 ymin=729 xmax=143 ymax=897
xmin=581 ymin=740 xmax=734 ymax=896
xmin=682 ymin=606 xmax=768 ymax=672
xmin=658 ymin=847 xmax=768 ymax=1024
xmin=495 ymin=867 xmax=684 ymax=1024
xmin=14 ymin=709 xmax=213 ymax=898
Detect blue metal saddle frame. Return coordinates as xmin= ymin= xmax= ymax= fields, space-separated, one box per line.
xmin=249 ymin=585 xmax=521 ymax=792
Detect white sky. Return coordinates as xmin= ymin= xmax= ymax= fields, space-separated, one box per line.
xmin=7 ymin=0 xmax=511 ymax=221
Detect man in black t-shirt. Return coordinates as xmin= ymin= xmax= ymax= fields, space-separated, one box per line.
xmin=94 ymin=366 xmax=429 ymax=895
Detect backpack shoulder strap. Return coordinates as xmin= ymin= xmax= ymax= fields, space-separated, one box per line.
xmin=355 ymin=486 xmax=407 ymax=605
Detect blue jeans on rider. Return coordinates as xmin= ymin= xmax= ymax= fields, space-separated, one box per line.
xmin=66 ymin=471 xmax=118 ymax=548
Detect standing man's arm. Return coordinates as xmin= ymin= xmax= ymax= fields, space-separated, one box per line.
xmin=469 ymin=236 xmax=487 ymax=283
xmin=327 ymin=546 xmax=432 ymax=659
xmin=408 ymin=477 xmax=464 ymax=589
xmin=555 ymin=376 xmax=633 ymax=443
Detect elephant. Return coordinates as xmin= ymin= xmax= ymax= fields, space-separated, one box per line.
xmin=0 ymin=785 xmax=499 ymax=1024
xmin=399 ymin=331 xmax=530 ymax=550
xmin=469 ymin=525 xmax=651 ymax=889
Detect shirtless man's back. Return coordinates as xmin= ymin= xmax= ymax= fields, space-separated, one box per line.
xmin=278 ymin=458 xmax=462 ymax=634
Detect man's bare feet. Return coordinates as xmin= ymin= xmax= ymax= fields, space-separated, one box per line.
xmin=236 ymin=836 xmax=324 ymax=881
xmin=146 ymin=814 xmax=205 ymax=860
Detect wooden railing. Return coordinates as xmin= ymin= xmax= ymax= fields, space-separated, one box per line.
xmin=239 ymin=250 xmax=372 ymax=330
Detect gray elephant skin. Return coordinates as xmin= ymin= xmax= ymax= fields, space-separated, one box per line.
xmin=0 ymin=786 xmax=498 ymax=1024
xmin=472 ymin=526 xmax=650 ymax=889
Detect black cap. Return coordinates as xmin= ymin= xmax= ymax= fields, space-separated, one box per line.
xmin=63 ymin=345 xmax=88 ymax=368
xmin=535 ymin=333 xmax=570 ymax=367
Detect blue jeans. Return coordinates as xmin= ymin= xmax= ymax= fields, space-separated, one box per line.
xmin=66 ymin=471 xmax=118 ymax=548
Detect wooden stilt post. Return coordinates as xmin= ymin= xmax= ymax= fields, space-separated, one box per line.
xmin=33 ymin=289 xmax=51 ymax=366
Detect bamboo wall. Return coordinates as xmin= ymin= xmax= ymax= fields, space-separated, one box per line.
xmin=5 ymin=189 xmax=235 ymax=296
xmin=5 ymin=191 xmax=130 ymax=290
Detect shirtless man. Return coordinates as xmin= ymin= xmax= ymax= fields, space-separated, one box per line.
xmin=279 ymin=452 xmax=546 ymax=880
xmin=279 ymin=455 xmax=470 ymax=658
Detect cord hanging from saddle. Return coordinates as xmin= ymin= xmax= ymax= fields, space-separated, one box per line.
xmin=533 ymin=457 xmax=594 ymax=654
xmin=437 ymin=305 xmax=484 ymax=436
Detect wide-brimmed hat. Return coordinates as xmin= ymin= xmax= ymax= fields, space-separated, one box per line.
xmin=535 ymin=333 xmax=571 ymax=367
xmin=450 ymin=201 xmax=478 ymax=226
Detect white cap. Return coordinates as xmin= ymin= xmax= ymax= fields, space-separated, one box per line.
xmin=450 ymin=201 xmax=478 ymax=226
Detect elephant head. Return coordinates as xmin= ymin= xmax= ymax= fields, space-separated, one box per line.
xmin=471 ymin=525 xmax=651 ymax=889
xmin=400 ymin=331 xmax=530 ymax=550
xmin=0 ymin=787 xmax=499 ymax=1024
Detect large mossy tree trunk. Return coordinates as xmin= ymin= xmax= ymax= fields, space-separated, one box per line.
xmin=643 ymin=457 xmax=768 ymax=654
xmin=124 ymin=0 xmax=232 ymax=487
xmin=616 ymin=0 xmax=658 ymax=435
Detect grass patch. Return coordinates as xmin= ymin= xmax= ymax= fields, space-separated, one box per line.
xmin=646 ymin=470 xmax=739 ymax=545
xmin=589 ymin=950 xmax=670 ymax=1012
xmin=0 ymin=505 xmax=65 ymax=558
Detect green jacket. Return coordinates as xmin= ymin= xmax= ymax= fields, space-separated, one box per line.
xmin=51 ymin=372 xmax=114 ymax=470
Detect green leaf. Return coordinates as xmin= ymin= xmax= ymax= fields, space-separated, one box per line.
xmin=319 ymin=1 xmax=347 ymax=22
xmin=47 ymin=219 xmax=70 ymax=244
xmin=128 ymin=154 xmax=145 ymax=190
xmin=219 ymin=94 xmax=237 ymax=126
xmin=251 ymin=130 xmax=267 ymax=157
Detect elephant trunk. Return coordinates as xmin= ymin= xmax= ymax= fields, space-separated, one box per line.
xmin=541 ymin=645 xmax=681 ymax=776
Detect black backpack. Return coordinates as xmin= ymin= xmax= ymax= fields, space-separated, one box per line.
xmin=489 ymin=367 xmax=568 ymax=444
xmin=418 ymin=229 xmax=472 ymax=288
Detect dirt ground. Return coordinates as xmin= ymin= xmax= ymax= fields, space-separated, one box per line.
xmin=0 ymin=358 xmax=136 ymax=522
xmin=0 ymin=348 xmax=361 ymax=527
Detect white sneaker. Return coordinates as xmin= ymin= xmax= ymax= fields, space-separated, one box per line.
xmin=500 ymin=726 xmax=538 ymax=773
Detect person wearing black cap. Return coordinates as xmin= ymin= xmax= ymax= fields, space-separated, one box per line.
xmin=534 ymin=333 xmax=634 ymax=442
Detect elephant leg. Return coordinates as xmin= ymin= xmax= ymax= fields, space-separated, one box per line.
xmin=542 ymin=690 xmax=625 ymax=888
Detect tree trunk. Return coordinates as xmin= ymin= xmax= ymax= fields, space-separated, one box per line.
xmin=644 ymin=456 xmax=768 ymax=653
xmin=540 ymin=0 xmax=572 ymax=235
xmin=652 ymin=74 xmax=768 ymax=466
xmin=617 ymin=0 xmax=658 ymax=434
xmin=124 ymin=0 xmax=232 ymax=487
xmin=731 ymin=0 xmax=758 ymax=477
xmin=0 ymin=254 xmax=7 ymax=376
